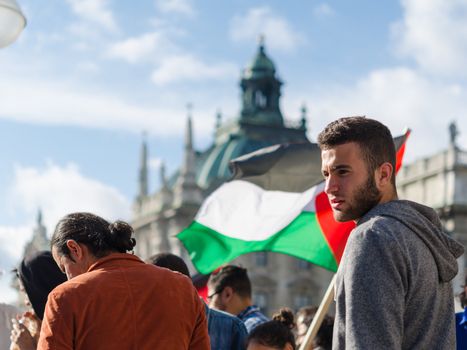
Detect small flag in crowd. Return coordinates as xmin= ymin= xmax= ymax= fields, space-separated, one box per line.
xmin=178 ymin=130 xmax=411 ymax=274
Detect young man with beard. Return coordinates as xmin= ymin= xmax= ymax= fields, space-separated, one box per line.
xmin=317 ymin=116 xmax=464 ymax=349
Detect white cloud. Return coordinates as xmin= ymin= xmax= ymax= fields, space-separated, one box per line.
xmin=0 ymin=225 xmax=32 ymax=270
xmin=9 ymin=162 xmax=131 ymax=229
xmin=107 ymin=32 xmax=178 ymax=64
xmin=67 ymin=22 xmax=105 ymax=43
xmin=0 ymin=225 xmax=32 ymax=303
xmin=66 ymin=0 xmax=118 ymax=32
xmin=149 ymin=157 xmax=163 ymax=171
xmin=392 ymin=0 xmax=467 ymax=77
xmin=0 ymin=51 xmax=219 ymax=138
xmin=313 ymin=3 xmax=335 ymax=17
xmin=107 ymin=31 xmax=237 ymax=86
xmin=151 ymin=54 xmax=238 ymax=85
xmin=286 ymin=67 xmax=467 ymax=161
xmin=0 ymin=162 xmax=131 ymax=303
xmin=230 ymin=6 xmax=305 ymax=52
xmin=106 ymin=27 xmax=238 ymax=88
xmin=0 ymin=74 xmax=195 ymax=136
xmin=77 ymin=61 xmax=100 ymax=73
xmin=155 ymin=0 xmax=195 ymax=17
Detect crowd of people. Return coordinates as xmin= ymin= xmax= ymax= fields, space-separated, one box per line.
xmin=8 ymin=244 xmax=334 ymax=350
xmin=2 ymin=116 xmax=466 ymax=349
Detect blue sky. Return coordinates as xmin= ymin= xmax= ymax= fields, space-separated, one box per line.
xmin=1 ymin=0 xmax=466 ymax=301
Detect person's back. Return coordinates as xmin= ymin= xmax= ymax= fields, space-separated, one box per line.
xmin=148 ymin=252 xmax=247 ymax=350
xmin=41 ymin=254 xmax=206 ymax=350
xmin=205 ymin=305 xmax=247 ymax=350
xmin=38 ymin=213 xmax=209 ymax=350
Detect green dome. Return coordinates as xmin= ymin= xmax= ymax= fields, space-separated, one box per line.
xmin=195 ymin=130 xmax=309 ymax=191
xmin=244 ymin=43 xmax=276 ymax=79
xmin=196 ymin=136 xmax=268 ymax=189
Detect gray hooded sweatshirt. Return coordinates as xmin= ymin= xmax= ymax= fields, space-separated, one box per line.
xmin=333 ymin=200 xmax=464 ymax=350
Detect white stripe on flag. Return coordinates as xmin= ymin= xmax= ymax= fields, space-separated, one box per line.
xmin=195 ymin=180 xmax=319 ymax=241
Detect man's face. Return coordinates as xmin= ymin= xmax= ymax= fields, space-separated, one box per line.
xmin=207 ymin=283 xmax=227 ymax=311
xmin=52 ymin=244 xmax=88 ymax=280
xmin=321 ymin=142 xmax=382 ymax=222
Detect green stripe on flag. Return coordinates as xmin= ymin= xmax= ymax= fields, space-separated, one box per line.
xmin=178 ymin=211 xmax=337 ymax=274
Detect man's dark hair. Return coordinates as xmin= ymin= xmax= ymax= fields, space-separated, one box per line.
xmin=247 ymin=308 xmax=296 ymax=349
xmin=147 ymin=252 xmax=190 ymax=277
xmin=317 ymin=116 xmax=396 ymax=185
xmin=51 ymin=212 xmax=136 ymax=259
xmin=207 ymin=265 xmax=251 ymax=298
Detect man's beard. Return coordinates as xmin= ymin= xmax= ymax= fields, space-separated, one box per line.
xmin=335 ymin=174 xmax=382 ymax=222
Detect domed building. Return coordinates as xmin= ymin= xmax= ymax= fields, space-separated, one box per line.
xmin=131 ymin=41 xmax=334 ymax=314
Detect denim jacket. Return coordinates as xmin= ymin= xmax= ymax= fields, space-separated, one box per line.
xmin=237 ymin=305 xmax=269 ymax=333
xmin=205 ymin=304 xmax=248 ymax=350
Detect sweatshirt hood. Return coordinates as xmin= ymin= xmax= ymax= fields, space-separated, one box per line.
xmin=359 ymin=200 xmax=464 ymax=283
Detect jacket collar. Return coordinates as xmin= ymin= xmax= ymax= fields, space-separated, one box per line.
xmin=87 ymin=253 xmax=143 ymax=272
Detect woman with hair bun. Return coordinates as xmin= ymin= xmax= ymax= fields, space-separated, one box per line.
xmin=246 ymin=308 xmax=296 ymax=350
xmin=38 ymin=212 xmax=209 ymax=350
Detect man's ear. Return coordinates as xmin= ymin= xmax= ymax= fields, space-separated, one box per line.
xmin=66 ymin=240 xmax=83 ymax=261
xmin=284 ymin=343 xmax=294 ymax=350
xmin=376 ymin=162 xmax=394 ymax=189
xmin=221 ymin=286 xmax=234 ymax=301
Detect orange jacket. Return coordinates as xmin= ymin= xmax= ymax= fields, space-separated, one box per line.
xmin=38 ymin=253 xmax=209 ymax=350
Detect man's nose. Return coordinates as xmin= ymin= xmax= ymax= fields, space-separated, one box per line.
xmin=325 ymin=176 xmax=338 ymax=194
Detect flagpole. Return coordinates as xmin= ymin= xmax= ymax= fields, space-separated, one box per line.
xmin=298 ymin=274 xmax=336 ymax=350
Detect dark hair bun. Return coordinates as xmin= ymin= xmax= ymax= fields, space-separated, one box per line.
xmin=272 ymin=308 xmax=295 ymax=330
xmin=108 ymin=221 xmax=136 ymax=253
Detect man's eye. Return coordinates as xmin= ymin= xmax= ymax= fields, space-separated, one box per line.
xmin=337 ymin=169 xmax=349 ymax=176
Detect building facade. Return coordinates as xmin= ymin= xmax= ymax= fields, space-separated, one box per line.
xmin=397 ymin=123 xmax=467 ymax=295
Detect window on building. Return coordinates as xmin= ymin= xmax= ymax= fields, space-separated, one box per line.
xmin=255 ymin=252 xmax=268 ymax=267
xmin=254 ymin=90 xmax=267 ymax=108
xmin=253 ymin=291 xmax=269 ymax=316
xmin=294 ymin=294 xmax=312 ymax=310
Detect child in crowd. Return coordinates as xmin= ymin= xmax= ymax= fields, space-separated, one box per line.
xmin=246 ymin=308 xmax=295 ymax=350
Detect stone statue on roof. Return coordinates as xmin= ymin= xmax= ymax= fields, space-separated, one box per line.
xmin=449 ymin=121 xmax=459 ymax=148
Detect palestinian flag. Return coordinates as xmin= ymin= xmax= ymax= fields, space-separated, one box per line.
xmin=178 ymin=130 xmax=410 ymax=274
